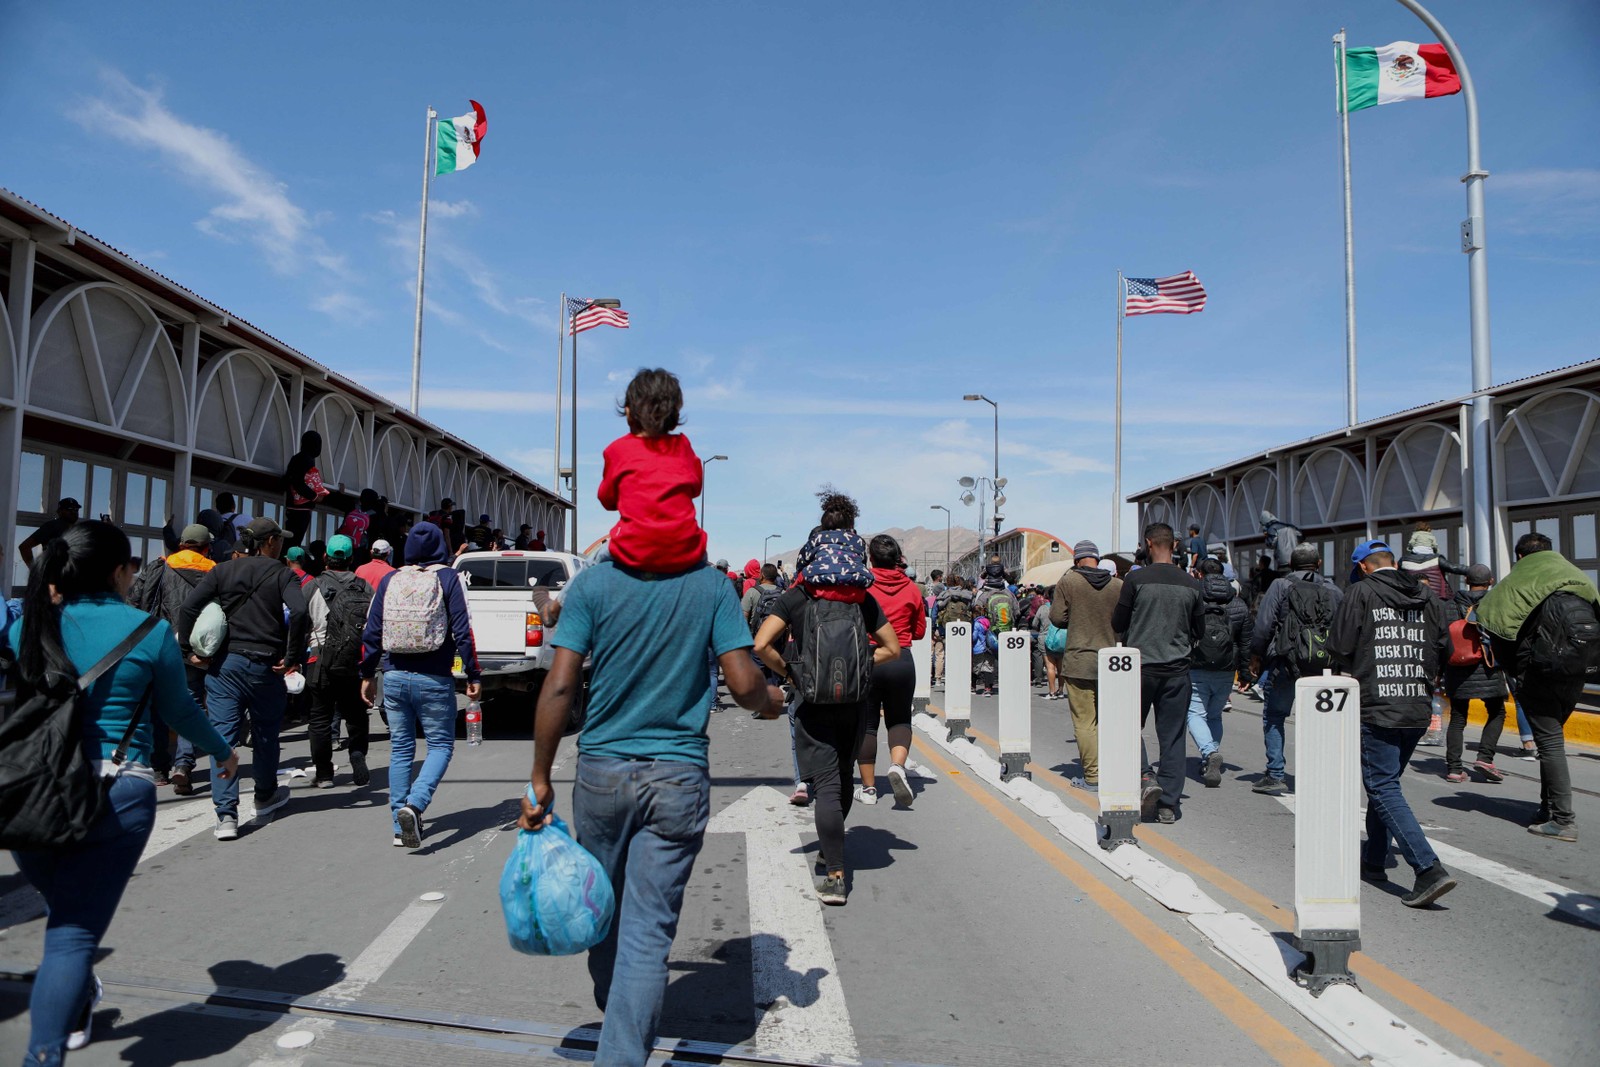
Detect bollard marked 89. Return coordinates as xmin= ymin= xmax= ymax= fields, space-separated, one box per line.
xmin=1004 ymin=633 xmax=1028 ymax=652
xmin=1105 ymin=654 xmax=1135 ymax=672
xmin=1313 ymin=687 xmax=1351 ymax=713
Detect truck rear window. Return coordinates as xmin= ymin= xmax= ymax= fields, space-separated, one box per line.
xmin=457 ymin=558 xmax=569 ymax=589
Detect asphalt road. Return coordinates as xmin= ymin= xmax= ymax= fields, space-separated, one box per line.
xmin=0 ymin=679 xmax=1595 ymax=1066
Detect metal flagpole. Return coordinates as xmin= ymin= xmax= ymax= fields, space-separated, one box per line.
xmin=1336 ymin=30 xmax=1358 ymax=428
xmin=570 ymin=311 xmax=580 ymax=554
xmin=409 ymin=106 xmax=436 ymax=414
xmin=1113 ymin=271 xmax=1124 ymax=551
xmin=553 ymin=291 xmax=565 ymax=491
xmin=1395 ymin=0 xmax=1494 ymax=564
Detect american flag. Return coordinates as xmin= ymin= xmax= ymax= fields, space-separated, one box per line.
xmin=566 ymin=296 xmax=630 ymax=335
xmin=1123 ymin=271 xmax=1207 ymax=316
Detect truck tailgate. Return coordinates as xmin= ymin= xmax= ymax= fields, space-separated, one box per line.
xmin=464 ymin=591 xmax=538 ymax=656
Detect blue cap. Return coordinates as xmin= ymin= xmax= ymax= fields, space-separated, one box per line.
xmin=1351 ymin=540 xmax=1392 ymax=565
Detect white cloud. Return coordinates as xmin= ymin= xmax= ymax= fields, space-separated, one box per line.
xmin=73 ymin=71 xmax=333 ymax=275
xmin=431 ymin=199 xmax=477 ymax=219
xmin=422 ymin=387 xmax=610 ymax=413
xmin=311 ymin=290 xmax=375 ymax=321
xmin=1495 ymin=168 xmax=1600 ymax=237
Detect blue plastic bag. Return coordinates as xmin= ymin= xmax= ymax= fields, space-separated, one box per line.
xmin=499 ymin=812 xmax=615 ymax=956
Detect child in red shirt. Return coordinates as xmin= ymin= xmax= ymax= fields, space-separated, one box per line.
xmin=596 ymin=368 xmax=708 ymax=573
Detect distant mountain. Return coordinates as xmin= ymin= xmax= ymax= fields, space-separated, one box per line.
xmin=770 ymin=524 xmax=979 ymax=576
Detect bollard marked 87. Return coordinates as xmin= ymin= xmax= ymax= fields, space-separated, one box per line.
xmin=1312 ymin=686 xmax=1351 ymax=713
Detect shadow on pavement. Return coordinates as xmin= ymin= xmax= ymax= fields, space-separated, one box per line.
xmin=1430 ymin=790 xmax=1540 ymax=827
xmin=109 ymin=953 xmax=345 ymax=1065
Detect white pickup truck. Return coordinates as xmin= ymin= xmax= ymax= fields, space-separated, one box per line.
xmin=451 ymin=549 xmax=590 ymax=723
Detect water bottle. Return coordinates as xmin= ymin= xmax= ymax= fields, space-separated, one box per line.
xmin=466 ymin=700 xmax=484 ymax=746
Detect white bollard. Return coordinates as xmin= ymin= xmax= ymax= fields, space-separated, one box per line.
xmin=998 ymin=630 xmax=1032 ymax=780
xmin=1291 ymin=670 xmax=1362 ymax=994
xmin=1096 ymin=644 xmax=1142 ymax=850
xmin=943 ymin=621 xmax=972 ymax=740
xmin=911 ymin=632 xmax=932 ymax=714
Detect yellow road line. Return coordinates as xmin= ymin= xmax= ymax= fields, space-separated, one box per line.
xmin=927 ymin=708 xmax=1553 ymax=1067
xmin=911 ymin=738 xmax=1336 ymax=1067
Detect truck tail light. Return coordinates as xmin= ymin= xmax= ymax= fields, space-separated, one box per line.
xmin=525 ymin=612 xmax=543 ymax=648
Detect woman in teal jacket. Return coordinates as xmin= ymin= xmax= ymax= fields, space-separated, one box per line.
xmin=6 ymin=521 xmax=238 ymax=1066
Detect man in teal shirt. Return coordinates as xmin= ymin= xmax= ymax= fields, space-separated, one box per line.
xmin=521 ymin=562 xmax=777 ymax=1067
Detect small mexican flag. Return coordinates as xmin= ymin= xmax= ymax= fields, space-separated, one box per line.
xmin=435 ymin=101 xmax=487 ymax=176
xmin=1341 ymin=43 xmax=1460 ymax=112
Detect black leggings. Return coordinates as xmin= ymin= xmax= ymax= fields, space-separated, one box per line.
xmin=859 ymin=650 xmax=915 ymax=766
xmin=794 ymin=701 xmax=867 ymax=872
xmin=284 ymin=507 xmax=312 ymax=548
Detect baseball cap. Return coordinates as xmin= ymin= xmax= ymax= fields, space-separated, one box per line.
xmin=244 ymin=516 xmax=283 ymax=540
xmin=58 ymin=497 xmax=81 ymax=510
xmin=371 ymin=538 xmax=392 ymax=556
xmin=478 ymin=513 xmax=492 ymax=525
xmin=1465 ymin=563 xmax=1495 ymax=585
xmin=326 ymin=534 xmax=354 ymax=560
xmin=179 ymin=523 xmax=213 ymax=546
xmin=1350 ymin=540 xmax=1392 ymax=565
xmin=286 ymin=546 xmax=307 ymax=562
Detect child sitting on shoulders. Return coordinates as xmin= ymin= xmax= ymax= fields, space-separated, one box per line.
xmin=596 ymin=368 xmax=708 ymax=573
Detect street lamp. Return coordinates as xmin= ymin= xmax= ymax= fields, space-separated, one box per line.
xmin=929 ymin=504 xmax=951 ymax=576
xmin=964 ymin=394 xmax=1002 ymax=538
xmin=568 ymin=297 xmax=623 ymax=553
xmin=700 ymin=454 xmax=728 ymax=528
xmin=959 ymin=474 xmax=1006 ymax=568
xmin=763 ymin=533 xmax=781 ymax=562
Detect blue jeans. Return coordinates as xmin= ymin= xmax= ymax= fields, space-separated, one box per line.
xmin=1361 ymin=724 xmax=1438 ymax=875
xmin=384 ymin=670 xmax=457 ymax=832
xmin=205 ymin=654 xmax=287 ymax=818
xmin=172 ymin=664 xmax=209 ymax=773
xmin=1261 ymin=665 xmax=1295 ymax=779
xmin=12 ymin=775 xmax=156 ymax=1067
xmin=1186 ymin=669 xmax=1232 ymax=757
xmin=573 ymin=755 xmax=710 ymax=1067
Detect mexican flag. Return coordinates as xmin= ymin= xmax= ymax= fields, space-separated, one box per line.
xmin=1341 ymin=43 xmax=1460 ymax=112
xmin=435 ymin=101 xmax=487 ymax=176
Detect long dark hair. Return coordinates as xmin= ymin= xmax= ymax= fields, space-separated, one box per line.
xmin=17 ymin=520 xmax=132 ymax=689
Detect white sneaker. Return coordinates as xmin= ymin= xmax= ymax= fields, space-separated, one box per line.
xmin=65 ymin=973 xmax=101 ymax=1050
xmin=854 ymin=785 xmax=879 ymax=806
xmin=886 ymin=764 xmax=914 ymax=807
xmin=213 ymin=816 xmax=239 ymax=841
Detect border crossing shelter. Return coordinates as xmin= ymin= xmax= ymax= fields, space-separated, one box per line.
xmin=0 ymin=188 xmax=568 ymax=592
xmin=1130 ymin=360 xmax=1600 ymax=730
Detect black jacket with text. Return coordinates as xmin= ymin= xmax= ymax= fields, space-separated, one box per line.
xmin=1328 ymin=567 xmax=1450 ymax=729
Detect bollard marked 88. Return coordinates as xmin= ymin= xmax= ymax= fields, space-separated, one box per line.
xmin=1003 ymin=633 xmax=1028 ymax=652
xmin=1104 ymin=652 xmax=1136 ymax=673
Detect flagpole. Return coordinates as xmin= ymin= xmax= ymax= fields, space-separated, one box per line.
xmin=1395 ymin=0 xmax=1494 ymax=565
xmin=553 ymin=291 xmax=565 ymax=492
xmin=1336 ymin=30 xmax=1358 ymax=428
xmin=570 ymin=314 xmax=580 ymax=554
xmin=409 ymin=106 xmax=436 ymax=415
xmin=1113 ymin=270 xmax=1124 ymax=551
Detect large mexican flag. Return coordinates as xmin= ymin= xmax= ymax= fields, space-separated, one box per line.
xmin=1342 ymin=43 xmax=1460 ymax=112
xmin=435 ymin=101 xmax=487 ymax=176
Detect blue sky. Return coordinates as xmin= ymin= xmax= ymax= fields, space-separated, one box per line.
xmin=3 ymin=1 xmax=1596 ymax=560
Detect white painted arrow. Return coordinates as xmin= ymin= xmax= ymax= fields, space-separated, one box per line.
xmin=706 ymin=786 xmax=860 ymax=1065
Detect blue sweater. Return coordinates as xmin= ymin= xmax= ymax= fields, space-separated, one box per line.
xmin=5 ymin=594 xmax=231 ymax=766
xmin=358 ymin=521 xmax=479 ymax=681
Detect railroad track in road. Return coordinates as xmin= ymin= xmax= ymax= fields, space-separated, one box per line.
xmin=0 ymin=971 xmax=944 ymax=1067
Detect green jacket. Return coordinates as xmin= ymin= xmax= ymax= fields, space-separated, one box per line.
xmin=1476 ymin=550 xmax=1599 ymax=641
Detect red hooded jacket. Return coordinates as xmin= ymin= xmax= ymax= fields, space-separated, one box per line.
xmin=869 ymin=566 xmax=928 ymax=649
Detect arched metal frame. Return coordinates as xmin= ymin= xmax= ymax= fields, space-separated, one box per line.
xmin=1372 ymin=422 xmax=1463 ymax=522
xmin=1292 ymin=447 xmax=1368 ymax=528
xmin=1495 ymin=387 xmax=1600 ymax=506
xmin=194 ymin=348 xmax=294 ymax=471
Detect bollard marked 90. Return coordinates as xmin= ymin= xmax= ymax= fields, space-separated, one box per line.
xmin=1003 ymin=633 xmax=1028 ymax=652
xmin=1105 ymin=653 xmax=1135 ymax=673
xmin=1313 ymin=687 xmax=1351 ymax=713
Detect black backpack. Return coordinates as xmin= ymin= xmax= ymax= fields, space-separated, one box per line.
xmin=311 ymin=572 xmax=373 ymax=682
xmin=792 ymin=596 xmax=873 ymax=705
xmin=1273 ymin=580 xmax=1334 ymax=679
xmin=1194 ymin=603 xmax=1236 ymax=672
xmin=0 ymin=616 xmax=158 ymax=850
xmin=209 ymin=513 xmax=239 ymax=563
xmin=1524 ymin=591 xmax=1600 ymax=679
xmin=749 ymin=585 xmax=784 ymax=636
